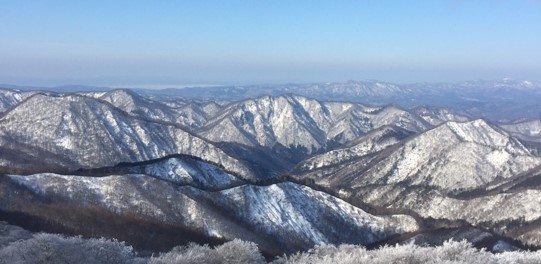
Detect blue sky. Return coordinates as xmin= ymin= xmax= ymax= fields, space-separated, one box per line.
xmin=0 ymin=1 xmax=540 ymax=87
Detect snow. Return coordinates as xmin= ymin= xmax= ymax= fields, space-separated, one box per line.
xmin=0 ymin=93 xmax=255 ymax=179
xmin=447 ymin=120 xmax=508 ymax=147
xmin=359 ymin=183 xmax=541 ymax=247
xmin=142 ymin=157 xmax=241 ymax=188
xmin=3 ymin=173 xmax=418 ymax=251
xmin=486 ymin=150 xmax=511 ymax=168
xmin=299 ymin=126 xmax=411 ymax=172
xmin=203 ymin=182 xmax=418 ymax=246
xmin=5 ymin=88 xmax=541 ymax=252
xmin=199 ymin=94 xmax=428 ymax=154
xmin=501 ymin=120 xmax=541 ymax=142
xmin=366 ymin=120 xmax=541 ymax=190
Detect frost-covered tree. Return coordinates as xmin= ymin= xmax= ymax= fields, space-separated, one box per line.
xmin=272 ymin=240 xmax=541 ymax=264
xmin=2 ymin=220 xmax=541 ymax=264
xmin=149 ymin=239 xmax=265 ymax=264
xmin=0 ymin=233 xmax=143 ymax=264
xmin=0 ymin=221 xmax=33 ymax=248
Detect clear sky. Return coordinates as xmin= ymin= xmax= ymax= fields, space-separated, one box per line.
xmin=0 ymin=1 xmax=540 ymax=87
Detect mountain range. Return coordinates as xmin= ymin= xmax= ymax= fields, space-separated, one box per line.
xmin=1 ymin=81 xmax=541 ymax=258
xmin=135 ymin=79 xmax=541 ymax=122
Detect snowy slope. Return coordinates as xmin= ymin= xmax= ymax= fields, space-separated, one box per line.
xmin=1 ymin=173 xmax=418 ymax=254
xmin=175 ymin=102 xmax=222 ymax=130
xmin=190 ymin=182 xmax=417 ymax=249
xmin=296 ymin=126 xmax=414 ymax=172
xmin=98 ymin=89 xmax=219 ymax=129
xmin=0 ymin=88 xmax=36 ymax=113
xmin=99 ymin=89 xmax=181 ymax=123
xmin=325 ymin=104 xmax=429 ymax=145
xmin=501 ymin=120 xmax=541 ymax=142
xmin=358 ymin=184 xmax=541 ymax=224
xmin=413 ymin=106 xmax=470 ymax=126
xmin=297 ymin=119 xmax=541 ymax=192
xmin=291 ymin=119 xmax=541 ymax=248
xmin=1 ymin=173 xmax=275 ymax=251
xmin=355 ymin=182 xmax=541 ymax=247
xmin=0 ymin=93 xmax=255 ymax=179
xmin=198 ymin=94 xmax=430 ymax=154
xmin=198 ymin=95 xmax=330 ymax=152
xmin=4 ymin=87 xmax=541 ymax=254
xmin=120 ymin=156 xmax=244 ymax=189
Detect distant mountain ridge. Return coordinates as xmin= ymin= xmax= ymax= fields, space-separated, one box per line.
xmin=4 ymin=79 xmax=541 ymax=122
xmin=136 ymin=79 xmax=541 ymax=122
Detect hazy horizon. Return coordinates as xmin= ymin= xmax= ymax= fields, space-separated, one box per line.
xmin=3 ymin=78 xmax=540 ymax=91
xmin=1 ymin=1 xmax=540 ymax=86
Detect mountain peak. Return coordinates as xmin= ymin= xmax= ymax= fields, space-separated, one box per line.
xmin=0 ymin=93 xmax=255 ymax=179
xmin=443 ymin=119 xmax=510 ymax=147
xmin=296 ymin=117 xmax=541 ymax=192
xmin=199 ymin=94 xmax=430 ymax=155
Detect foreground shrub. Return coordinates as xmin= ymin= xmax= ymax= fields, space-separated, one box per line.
xmin=149 ymin=239 xmax=266 ymax=264
xmin=0 ymin=221 xmax=33 ymax=248
xmin=0 ymin=233 xmax=143 ymax=264
xmin=1 ymin=220 xmax=541 ymax=264
xmin=273 ymin=240 xmax=541 ymax=264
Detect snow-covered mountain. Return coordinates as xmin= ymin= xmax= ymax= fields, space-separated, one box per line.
xmin=294 ymin=119 xmax=541 ymax=247
xmin=413 ymin=106 xmax=470 ymax=126
xmin=0 ymin=88 xmax=37 ymax=113
xmin=190 ymin=182 xmax=417 ymax=251
xmin=197 ymin=94 xmax=430 ymax=157
xmin=96 ymin=89 xmax=221 ymax=130
xmin=98 ymin=89 xmax=182 ymax=123
xmin=0 ymin=93 xmax=255 ymax=179
xmin=500 ymin=120 xmax=541 ymax=142
xmin=176 ymin=101 xmax=223 ymax=130
xmin=2 ymin=86 xmax=541 ymax=256
xmin=143 ymin=80 xmax=414 ymax=102
xmin=296 ymin=119 xmax=541 ymax=192
xmin=82 ymin=155 xmax=245 ymax=190
xmin=500 ymin=120 xmax=541 ymax=155
xmin=140 ymin=79 xmax=541 ymax=121
xmin=353 ymin=169 xmax=541 ymax=247
xmin=0 ymin=169 xmax=418 ymax=254
xmin=295 ymin=125 xmax=414 ymax=172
